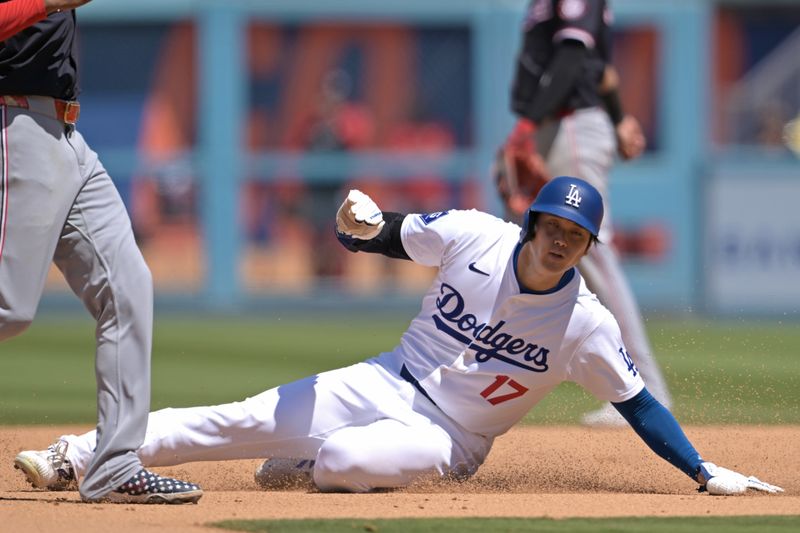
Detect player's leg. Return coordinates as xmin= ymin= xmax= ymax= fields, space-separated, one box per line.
xmin=541 ymin=108 xmax=615 ymax=207
xmin=545 ymin=109 xmax=672 ymax=415
xmin=0 ymin=109 xmax=82 ymax=340
xmin=313 ymin=418 xmax=454 ymax=492
xmin=58 ymin=361 xmax=403 ymax=478
xmin=51 ymin=129 xmax=160 ymax=501
xmin=312 ymin=376 xmax=491 ymax=493
xmin=56 ymin=402 xmax=463 ymax=495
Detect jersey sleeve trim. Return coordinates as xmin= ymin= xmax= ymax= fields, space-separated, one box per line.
xmin=400 ymin=212 xmax=445 ymax=267
xmin=0 ymin=0 xmax=47 ymax=41
xmin=554 ymin=28 xmax=595 ymax=48
xmin=612 ymin=379 xmax=645 ymax=403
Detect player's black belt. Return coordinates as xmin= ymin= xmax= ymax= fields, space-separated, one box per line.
xmin=400 ymin=364 xmax=437 ymax=407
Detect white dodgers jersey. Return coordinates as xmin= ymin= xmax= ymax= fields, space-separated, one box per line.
xmin=388 ymin=209 xmax=644 ymax=437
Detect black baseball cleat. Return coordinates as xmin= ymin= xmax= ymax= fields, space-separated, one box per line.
xmin=106 ymin=469 xmax=203 ymax=504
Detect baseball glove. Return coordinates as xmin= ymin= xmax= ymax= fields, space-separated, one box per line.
xmin=493 ymin=144 xmax=550 ymax=218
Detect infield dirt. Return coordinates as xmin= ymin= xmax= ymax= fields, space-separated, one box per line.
xmin=1 ymin=425 xmax=797 ymax=532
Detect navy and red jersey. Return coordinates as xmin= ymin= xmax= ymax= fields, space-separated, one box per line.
xmin=0 ymin=8 xmax=79 ymax=100
xmin=512 ymin=0 xmax=612 ymax=118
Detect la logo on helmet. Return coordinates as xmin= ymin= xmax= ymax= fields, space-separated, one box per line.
xmin=565 ymin=184 xmax=582 ymax=208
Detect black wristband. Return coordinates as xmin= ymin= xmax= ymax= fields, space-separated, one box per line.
xmin=602 ymin=88 xmax=624 ymax=125
xmin=336 ymin=212 xmax=410 ymax=260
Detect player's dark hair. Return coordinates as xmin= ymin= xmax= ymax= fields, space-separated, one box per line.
xmin=522 ymin=213 xmax=538 ymax=243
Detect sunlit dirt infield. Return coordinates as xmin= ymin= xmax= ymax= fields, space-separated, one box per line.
xmin=1 ymin=425 xmax=797 ymax=532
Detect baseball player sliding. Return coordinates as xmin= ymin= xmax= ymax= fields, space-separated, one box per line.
xmin=15 ymin=179 xmax=781 ymax=496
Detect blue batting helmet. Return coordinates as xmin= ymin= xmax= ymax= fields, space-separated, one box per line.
xmin=520 ymin=176 xmax=604 ymax=241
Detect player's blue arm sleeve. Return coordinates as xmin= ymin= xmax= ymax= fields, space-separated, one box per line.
xmin=336 ymin=211 xmax=411 ymax=260
xmin=613 ymin=388 xmax=703 ymax=480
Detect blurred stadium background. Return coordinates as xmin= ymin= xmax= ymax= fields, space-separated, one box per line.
xmin=34 ymin=0 xmax=799 ymax=318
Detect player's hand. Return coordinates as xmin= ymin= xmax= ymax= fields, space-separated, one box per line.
xmin=335 ymin=189 xmax=385 ymax=241
xmin=698 ymin=462 xmax=784 ymax=495
xmin=44 ymin=0 xmax=93 ymax=14
xmin=615 ymin=115 xmax=646 ymax=161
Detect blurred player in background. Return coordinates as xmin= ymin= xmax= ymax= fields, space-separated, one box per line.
xmin=14 ymin=181 xmax=782 ymax=498
xmin=1 ymin=0 xmax=201 ymax=503
xmin=496 ymin=0 xmax=670 ymax=425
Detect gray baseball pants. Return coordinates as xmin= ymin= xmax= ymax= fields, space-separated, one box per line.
xmin=0 ymin=98 xmax=151 ymax=500
xmin=538 ymin=107 xmax=671 ymax=407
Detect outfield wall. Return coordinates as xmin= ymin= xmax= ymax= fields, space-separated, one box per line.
xmin=36 ymin=1 xmax=800 ymax=316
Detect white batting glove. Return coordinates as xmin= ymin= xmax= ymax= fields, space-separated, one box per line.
xmin=335 ymin=189 xmax=385 ymax=241
xmin=699 ymin=462 xmax=784 ymax=496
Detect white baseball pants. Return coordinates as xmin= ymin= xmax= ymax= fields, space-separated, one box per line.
xmin=62 ymin=356 xmax=492 ymax=492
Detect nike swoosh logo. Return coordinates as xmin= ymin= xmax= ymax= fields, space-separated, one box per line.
xmin=468 ymin=262 xmax=490 ymax=276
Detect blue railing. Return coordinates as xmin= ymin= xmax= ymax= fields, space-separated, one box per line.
xmin=75 ymin=0 xmax=715 ymax=312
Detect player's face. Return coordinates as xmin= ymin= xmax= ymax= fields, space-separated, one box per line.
xmin=524 ymin=213 xmax=591 ymax=281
